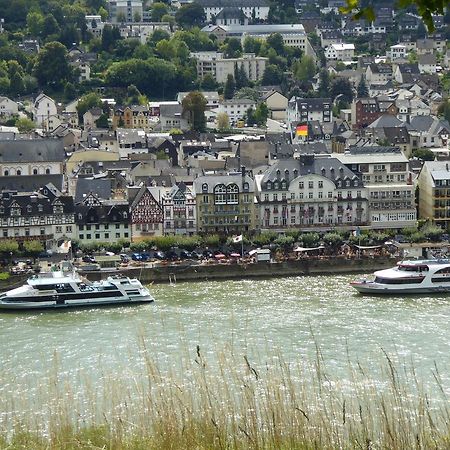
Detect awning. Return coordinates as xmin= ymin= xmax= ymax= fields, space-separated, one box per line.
xmin=230 ymin=253 xmax=241 ymax=257
xmin=215 ymin=253 xmax=226 ymax=259
xmin=294 ymin=245 xmax=325 ymax=252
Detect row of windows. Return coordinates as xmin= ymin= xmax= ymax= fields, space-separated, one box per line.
xmin=3 ymin=168 xmax=51 ymax=176
xmin=79 ymin=224 xmax=128 ymax=230
xmin=80 ymin=232 xmax=129 ymax=240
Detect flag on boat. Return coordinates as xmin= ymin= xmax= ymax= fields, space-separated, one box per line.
xmin=233 ymin=234 xmax=243 ymax=243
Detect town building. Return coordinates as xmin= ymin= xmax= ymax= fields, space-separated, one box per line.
xmin=0 ymin=97 xmax=18 ymax=117
xmin=325 ymin=43 xmax=355 ymax=62
xmin=33 ymin=93 xmax=58 ymax=130
xmin=108 ymin=0 xmax=143 ymax=23
xmin=75 ymin=193 xmax=130 ymax=244
xmin=287 ymin=98 xmax=332 ymax=133
xmin=112 ymin=105 xmax=151 ymax=130
xmin=192 ymin=52 xmax=268 ymax=83
xmin=201 ymin=24 xmax=315 ymax=56
xmin=334 ymin=147 xmax=416 ymax=229
xmin=162 ymin=183 xmax=196 ymax=235
xmin=85 ymin=15 xmax=105 ymax=37
xmin=417 ymin=161 xmax=450 ymax=228
xmin=258 ymin=155 xmax=367 ymax=231
xmin=194 ymin=171 xmax=256 ymax=234
xmin=0 ymin=185 xmax=75 ymax=250
xmin=195 ymin=0 xmax=270 ymax=23
xmin=129 ymin=185 xmax=164 ymax=240
xmin=217 ymin=98 xmax=256 ymax=124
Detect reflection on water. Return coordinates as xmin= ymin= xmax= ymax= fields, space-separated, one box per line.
xmin=0 ymin=274 xmax=449 ymax=421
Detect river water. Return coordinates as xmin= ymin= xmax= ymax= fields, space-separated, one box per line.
xmin=1 ymin=274 xmax=450 ymax=425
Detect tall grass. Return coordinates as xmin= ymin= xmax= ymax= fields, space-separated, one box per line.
xmin=0 ymin=337 xmax=449 ymax=449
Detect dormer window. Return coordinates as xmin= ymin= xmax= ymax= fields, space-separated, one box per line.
xmin=78 ymin=213 xmax=82 ymax=220
xmin=243 ymin=182 xmax=249 ymax=192
xmin=53 ymin=205 xmax=63 ymax=214
xmin=281 ymin=181 xmax=287 ymax=189
xmin=10 ymin=207 xmax=21 ymax=216
xmin=0 ymin=206 xmax=4 ymax=214
xmin=274 ymin=182 xmax=279 ymax=190
xmin=26 ymin=205 xmax=32 ymax=213
xmin=202 ymin=183 xmax=208 ymax=193
xmin=3 ymin=170 xmax=8 ymax=176
xmin=266 ymin=182 xmax=271 ymax=190
xmin=38 ymin=204 xmax=43 ymax=213
xmin=123 ymin=212 xmax=128 ymax=218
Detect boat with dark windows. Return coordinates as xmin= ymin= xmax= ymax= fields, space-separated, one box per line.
xmin=0 ymin=267 xmax=154 ymax=310
xmin=350 ymin=259 xmax=450 ymax=294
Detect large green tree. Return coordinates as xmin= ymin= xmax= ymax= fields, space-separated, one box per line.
xmin=175 ymin=3 xmax=205 ymax=28
xmin=182 ymin=91 xmax=207 ymax=132
xmin=33 ymin=41 xmax=72 ymax=88
xmin=224 ymin=74 xmax=235 ymax=99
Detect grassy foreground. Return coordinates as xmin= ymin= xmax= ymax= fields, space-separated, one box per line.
xmin=0 ymin=340 xmax=449 ymax=450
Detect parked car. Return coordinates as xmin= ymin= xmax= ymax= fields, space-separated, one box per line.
xmin=82 ymin=255 xmax=96 ymax=263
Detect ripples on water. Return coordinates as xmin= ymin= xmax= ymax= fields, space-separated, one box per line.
xmin=0 ymin=274 xmax=449 ymax=423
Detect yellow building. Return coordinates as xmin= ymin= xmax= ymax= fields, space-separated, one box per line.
xmin=193 ymin=171 xmax=256 ymax=234
xmin=418 ymin=161 xmax=450 ymax=228
xmin=112 ymin=105 xmax=151 ymax=130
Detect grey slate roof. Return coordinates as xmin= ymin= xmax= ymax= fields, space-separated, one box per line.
xmin=261 ymin=157 xmax=362 ymax=188
xmin=75 ymin=178 xmax=112 ymax=203
xmin=0 ymin=139 xmax=65 ymax=162
xmin=0 ymin=174 xmax=63 ymax=192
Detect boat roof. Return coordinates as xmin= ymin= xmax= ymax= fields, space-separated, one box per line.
xmin=398 ymin=259 xmax=450 ymax=265
xmin=28 ymin=272 xmax=81 ymax=285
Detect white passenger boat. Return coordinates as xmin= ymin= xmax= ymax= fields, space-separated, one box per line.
xmin=0 ymin=268 xmax=154 ymax=310
xmin=350 ymin=259 xmax=450 ymax=294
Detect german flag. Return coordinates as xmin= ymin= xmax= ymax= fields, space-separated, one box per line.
xmin=295 ymin=123 xmax=308 ymax=137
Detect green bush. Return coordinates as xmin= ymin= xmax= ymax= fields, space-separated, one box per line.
xmin=323 ymin=232 xmax=343 ymax=248
xmin=300 ymin=232 xmax=320 ymax=248
xmin=0 ymin=272 xmax=10 ymax=281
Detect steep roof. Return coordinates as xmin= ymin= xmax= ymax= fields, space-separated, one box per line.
xmin=0 ymin=139 xmax=65 ymax=162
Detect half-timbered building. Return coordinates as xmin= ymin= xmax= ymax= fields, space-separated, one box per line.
xmin=75 ymin=192 xmax=130 ymax=245
xmin=0 ymin=183 xmax=75 ymax=250
xmin=162 ymin=182 xmax=196 ymax=235
xmin=129 ymin=185 xmax=164 ymax=241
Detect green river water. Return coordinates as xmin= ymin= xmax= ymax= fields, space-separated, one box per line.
xmin=0 ymin=274 xmax=449 ymax=425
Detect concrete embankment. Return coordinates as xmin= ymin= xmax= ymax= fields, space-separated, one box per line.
xmin=83 ymin=257 xmax=395 ymax=284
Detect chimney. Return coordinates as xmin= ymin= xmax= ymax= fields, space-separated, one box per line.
xmin=241 ymin=165 xmax=246 ymax=180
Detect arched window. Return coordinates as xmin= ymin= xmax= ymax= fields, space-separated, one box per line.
xmin=202 ymin=183 xmax=208 ymax=192
xmin=214 ymin=184 xmax=227 ymax=205
xmin=227 ymin=183 xmax=239 ymax=204
xmin=16 ymin=169 xmax=21 ymax=176
xmin=3 ymin=170 xmax=8 ymax=176
xmin=26 ymin=205 xmax=32 ymax=213
xmin=123 ymin=211 xmax=128 ymax=218
xmin=45 ymin=168 xmax=51 ymax=174
xmin=33 ymin=168 xmax=38 ymax=175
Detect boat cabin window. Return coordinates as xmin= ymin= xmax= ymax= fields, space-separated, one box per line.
xmin=434 ymin=267 xmax=450 ymax=274
xmin=79 ymin=283 xmax=94 ymax=292
xmin=397 ymin=265 xmax=429 ymax=272
xmin=55 ymin=283 xmax=75 ymax=293
xmin=375 ymin=276 xmax=425 ymax=284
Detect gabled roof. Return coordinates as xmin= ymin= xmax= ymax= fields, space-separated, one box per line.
xmin=75 ymin=178 xmax=112 ymax=203
xmin=0 ymin=139 xmax=65 ymax=162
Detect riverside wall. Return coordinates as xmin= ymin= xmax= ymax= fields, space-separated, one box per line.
xmin=83 ymin=257 xmax=395 ymax=284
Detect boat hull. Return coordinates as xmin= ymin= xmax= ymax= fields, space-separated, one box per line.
xmin=0 ymin=295 xmax=155 ymax=311
xmin=350 ymin=282 xmax=450 ymax=295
